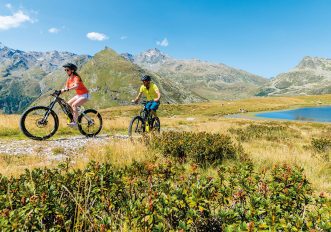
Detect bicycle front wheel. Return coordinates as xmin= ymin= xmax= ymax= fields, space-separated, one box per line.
xmin=128 ymin=116 xmax=145 ymax=137
xmin=77 ymin=109 xmax=103 ymax=137
xmin=151 ymin=117 xmax=161 ymax=133
xmin=20 ymin=106 xmax=59 ymax=140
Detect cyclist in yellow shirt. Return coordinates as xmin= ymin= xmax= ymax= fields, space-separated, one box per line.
xmin=132 ymin=75 xmax=161 ymax=114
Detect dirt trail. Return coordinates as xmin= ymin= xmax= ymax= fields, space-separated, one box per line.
xmin=0 ymin=134 xmax=128 ymax=160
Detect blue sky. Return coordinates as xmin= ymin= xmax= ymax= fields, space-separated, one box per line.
xmin=0 ymin=0 xmax=331 ymax=77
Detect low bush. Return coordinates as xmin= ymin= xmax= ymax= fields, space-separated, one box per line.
xmin=0 ymin=161 xmax=329 ymax=231
xmin=228 ymin=124 xmax=300 ymax=142
xmin=311 ymin=137 xmax=331 ymax=153
xmin=148 ymin=131 xmax=242 ymax=165
xmin=309 ymin=137 xmax=331 ymax=161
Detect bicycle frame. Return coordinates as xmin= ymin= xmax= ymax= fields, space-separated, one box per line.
xmin=44 ymin=92 xmax=94 ymax=126
xmin=42 ymin=93 xmax=73 ymax=122
xmin=139 ymin=101 xmax=156 ymax=123
xmin=139 ymin=101 xmax=160 ymax=131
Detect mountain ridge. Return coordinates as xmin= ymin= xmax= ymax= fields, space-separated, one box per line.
xmin=0 ymin=42 xmax=91 ymax=113
xmin=128 ymin=48 xmax=268 ymax=100
xmin=3 ymin=42 xmax=331 ymax=114
xmin=32 ymin=47 xmax=206 ymax=111
xmin=256 ymin=56 xmax=331 ymax=96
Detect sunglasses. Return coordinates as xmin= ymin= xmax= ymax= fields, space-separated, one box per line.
xmin=64 ymin=69 xmax=71 ymax=72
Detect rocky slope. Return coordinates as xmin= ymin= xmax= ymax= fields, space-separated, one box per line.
xmin=0 ymin=44 xmax=205 ymax=114
xmin=0 ymin=42 xmax=91 ymax=113
xmin=68 ymin=48 xmax=205 ymax=108
xmin=256 ymin=56 xmax=331 ymax=96
xmin=130 ymin=48 xmax=268 ymax=100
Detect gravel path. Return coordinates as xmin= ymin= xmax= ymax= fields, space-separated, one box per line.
xmin=0 ymin=134 xmax=129 ymax=160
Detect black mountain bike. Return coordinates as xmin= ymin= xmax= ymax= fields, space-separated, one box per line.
xmin=128 ymin=101 xmax=161 ymax=137
xmin=20 ymin=90 xmax=103 ymax=140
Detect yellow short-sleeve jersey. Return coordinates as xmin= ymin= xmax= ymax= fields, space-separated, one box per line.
xmin=139 ymin=83 xmax=159 ymax=101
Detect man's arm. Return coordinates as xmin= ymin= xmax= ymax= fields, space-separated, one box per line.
xmin=132 ymin=92 xmax=143 ymax=104
xmin=154 ymin=89 xmax=161 ymax=102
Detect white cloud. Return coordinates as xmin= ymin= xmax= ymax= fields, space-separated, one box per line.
xmin=156 ymin=38 xmax=169 ymax=47
xmin=0 ymin=10 xmax=32 ymax=30
xmin=5 ymin=3 xmax=12 ymax=9
xmin=86 ymin=32 xmax=108 ymax=41
xmin=120 ymin=35 xmax=128 ymax=40
xmin=48 ymin=27 xmax=60 ymax=33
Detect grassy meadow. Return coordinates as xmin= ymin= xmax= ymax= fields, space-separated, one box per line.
xmin=1 ymin=95 xmax=331 ymax=191
xmin=0 ymin=95 xmax=330 ymax=230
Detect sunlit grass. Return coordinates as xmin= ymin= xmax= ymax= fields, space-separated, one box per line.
xmin=0 ymin=153 xmax=56 ymax=177
xmin=77 ymin=138 xmax=154 ymax=168
xmin=1 ymin=94 xmax=331 ymax=193
xmin=0 ymin=114 xmax=22 ymax=138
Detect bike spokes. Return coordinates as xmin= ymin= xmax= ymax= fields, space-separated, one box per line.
xmin=134 ymin=120 xmax=143 ymax=133
xmin=20 ymin=106 xmax=59 ymax=140
xmin=77 ymin=109 xmax=102 ymax=137
xmin=128 ymin=116 xmax=144 ymax=137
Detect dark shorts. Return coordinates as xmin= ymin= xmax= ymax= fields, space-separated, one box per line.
xmin=145 ymin=101 xmax=160 ymax=111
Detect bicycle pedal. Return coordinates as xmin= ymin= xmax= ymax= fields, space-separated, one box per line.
xmin=67 ymin=122 xmax=78 ymax=127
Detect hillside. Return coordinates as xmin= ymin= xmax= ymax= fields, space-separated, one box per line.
xmin=0 ymin=42 xmax=90 ymax=113
xmin=0 ymin=44 xmax=204 ymax=114
xmin=37 ymin=48 xmax=205 ymax=110
xmin=131 ymin=48 xmax=268 ymax=100
xmin=256 ymin=56 xmax=331 ymax=96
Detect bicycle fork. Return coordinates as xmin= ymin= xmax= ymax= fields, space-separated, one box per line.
xmin=145 ymin=120 xmax=150 ymax=132
xmin=42 ymin=102 xmax=57 ymax=123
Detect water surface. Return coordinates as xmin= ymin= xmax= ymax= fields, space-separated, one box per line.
xmin=255 ymin=106 xmax=331 ymax=122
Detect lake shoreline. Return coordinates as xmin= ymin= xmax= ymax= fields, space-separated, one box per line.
xmin=226 ymin=104 xmax=331 ymax=123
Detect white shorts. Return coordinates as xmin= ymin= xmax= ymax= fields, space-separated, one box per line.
xmin=79 ymin=93 xmax=90 ymax=100
xmin=71 ymin=93 xmax=90 ymax=101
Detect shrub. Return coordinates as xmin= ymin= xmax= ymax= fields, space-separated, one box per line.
xmin=228 ymin=124 xmax=300 ymax=142
xmin=148 ymin=131 xmax=242 ymax=165
xmin=0 ymin=161 xmax=330 ymax=231
xmin=311 ymin=137 xmax=331 ymax=153
xmin=309 ymin=137 xmax=331 ymax=161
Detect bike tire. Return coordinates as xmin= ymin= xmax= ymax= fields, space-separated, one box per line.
xmin=20 ymin=106 xmax=59 ymax=140
xmin=151 ymin=117 xmax=161 ymax=133
xmin=128 ymin=116 xmax=145 ymax=137
xmin=77 ymin=109 xmax=103 ymax=137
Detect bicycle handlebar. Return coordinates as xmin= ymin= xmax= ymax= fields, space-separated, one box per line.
xmin=131 ymin=100 xmax=157 ymax=106
xmin=51 ymin=90 xmax=61 ymax=97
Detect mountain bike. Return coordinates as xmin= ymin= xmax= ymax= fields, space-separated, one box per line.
xmin=128 ymin=101 xmax=161 ymax=137
xmin=20 ymin=90 xmax=103 ymax=140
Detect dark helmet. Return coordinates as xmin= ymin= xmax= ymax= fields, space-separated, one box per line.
xmin=141 ymin=75 xmax=151 ymax=82
xmin=63 ymin=63 xmax=77 ymax=71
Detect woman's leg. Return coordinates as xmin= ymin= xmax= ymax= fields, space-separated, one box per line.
xmin=71 ymin=97 xmax=88 ymax=122
xmin=67 ymin=95 xmax=79 ymax=106
xmin=67 ymin=95 xmax=79 ymax=117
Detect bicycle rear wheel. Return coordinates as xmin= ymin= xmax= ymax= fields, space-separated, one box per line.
xmin=77 ymin=109 xmax=103 ymax=137
xmin=128 ymin=116 xmax=145 ymax=137
xmin=20 ymin=106 xmax=59 ymax=140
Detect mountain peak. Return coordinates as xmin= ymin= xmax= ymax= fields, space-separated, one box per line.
xmin=121 ymin=53 xmax=135 ymax=62
xmin=145 ymin=48 xmax=163 ymax=55
xmin=135 ymin=48 xmax=170 ymax=64
xmin=296 ymin=56 xmax=331 ymax=70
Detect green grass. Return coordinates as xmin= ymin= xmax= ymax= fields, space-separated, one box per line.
xmin=1 ymin=94 xmax=331 ymax=193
